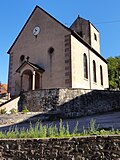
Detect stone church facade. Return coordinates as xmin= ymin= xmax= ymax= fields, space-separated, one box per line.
xmin=7 ymin=6 xmax=109 ymax=96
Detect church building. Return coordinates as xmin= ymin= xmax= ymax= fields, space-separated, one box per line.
xmin=7 ymin=6 xmax=109 ymax=96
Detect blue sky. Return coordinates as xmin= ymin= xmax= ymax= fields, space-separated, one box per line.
xmin=0 ymin=0 xmax=120 ymax=84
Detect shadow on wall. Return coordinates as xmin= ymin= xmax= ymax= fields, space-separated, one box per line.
xmin=18 ymin=94 xmax=26 ymax=112
xmin=0 ymin=89 xmax=120 ymax=133
xmin=18 ymin=89 xmax=120 ymax=119
xmin=58 ymin=90 xmax=120 ymax=118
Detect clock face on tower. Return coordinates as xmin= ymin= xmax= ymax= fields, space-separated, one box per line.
xmin=33 ymin=26 xmax=40 ymax=36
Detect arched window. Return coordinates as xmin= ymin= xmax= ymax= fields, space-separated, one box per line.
xmin=83 ymin=53 xmax=88 ymax=79
xmin=20 ymin=55 xmax=25 ymax=63
xmin=100 ymin=65 xmax=103 ymax=85
xmin=93 ymin=60 xmax=97 ymax=82
xmin=48 ymin=47 xmax=54 ymax=54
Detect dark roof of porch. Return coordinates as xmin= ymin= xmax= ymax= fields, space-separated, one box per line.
xmin=16 ymin=61 xmax=45 ymax=73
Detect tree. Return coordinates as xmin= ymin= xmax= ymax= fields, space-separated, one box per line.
xmin=107 ymin=56 xmax=120 ymax=89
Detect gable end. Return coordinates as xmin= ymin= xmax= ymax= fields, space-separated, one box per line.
xmin=7 ymin=5 xmax=70 ymax=54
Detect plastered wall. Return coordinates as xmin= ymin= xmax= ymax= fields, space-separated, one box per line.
xmin=71 ymin=35 xmax=108 ymax=89
xmin=8 ymin=8 xmax=71 ymax=96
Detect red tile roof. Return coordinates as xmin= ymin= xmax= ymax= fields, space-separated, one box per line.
xmin=0 ymin=84 xmax=8 ymax=94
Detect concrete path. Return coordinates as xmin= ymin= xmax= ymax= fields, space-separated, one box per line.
xmin=0 ymin=111 xmax=120 ymax=132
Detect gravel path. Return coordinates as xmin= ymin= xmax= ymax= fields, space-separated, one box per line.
xmin=0 ymin=112 xmax=41 ymax=126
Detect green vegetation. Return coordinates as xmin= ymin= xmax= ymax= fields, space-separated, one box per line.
xmin=10 ymin=108 xmax=17 ymax=114
xmin=22 ymin=105 xmax=29 ymax=113
xmin=107 ymin=56 xmax=120 ymax=89
xmin=0 ymin=119 xmax=119 ymax=139
xmin=0 ymin=108 xmax=6 ymax=114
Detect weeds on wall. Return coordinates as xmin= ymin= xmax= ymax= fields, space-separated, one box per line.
xmin=10 ymin=108 xmax=17 ymax=114
xmin=21 ymin=105 xmax=29 ymax=113
xmin=0 ymin=108 xmax=6 ymax=114
xmin=0 ymin=119 xmax=119 ymax=139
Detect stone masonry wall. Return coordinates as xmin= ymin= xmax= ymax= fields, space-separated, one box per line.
xmin=0 ymin=136 xmax=120 ymax=159
xmin=59 ymin=89 xmax=120 ymax=118
xmin=19 ymin=89 xmax=120 ymax=118
xmin=19 ymin=89 xmax=91 ymax=113
xmin=19 ymin=89 xmax=60 ymax=112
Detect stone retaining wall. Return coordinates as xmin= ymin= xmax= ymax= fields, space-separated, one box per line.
xmin=0 ymin=93 xmax=10 ymax=105
xmin=19 ymin=89 xmax=91 ymax=113
xmin=0 ymin=96 xmax=20 ymax=113
xmin=19 ymin=89 xmax=120 ymax=118
xmin=0 ymin=136 xmax=120 ymax=159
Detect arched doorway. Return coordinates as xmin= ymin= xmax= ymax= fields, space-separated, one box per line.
xmin=16 ymin=61 xmax=45 ymax=92
xmin=21 ymin=70 xmax=33 ymax=91
xmin=21 ymin=70 xmax=42 ymax=91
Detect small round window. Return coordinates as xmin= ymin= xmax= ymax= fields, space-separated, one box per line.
xmin=20 ymin=55 xmax=25 ymax=62
xmin=48 ymin=47 xmax=54 ymax=54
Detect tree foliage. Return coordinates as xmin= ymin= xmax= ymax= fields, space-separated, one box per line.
xmin=107 ymin=56 xmax=120 ymax=89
